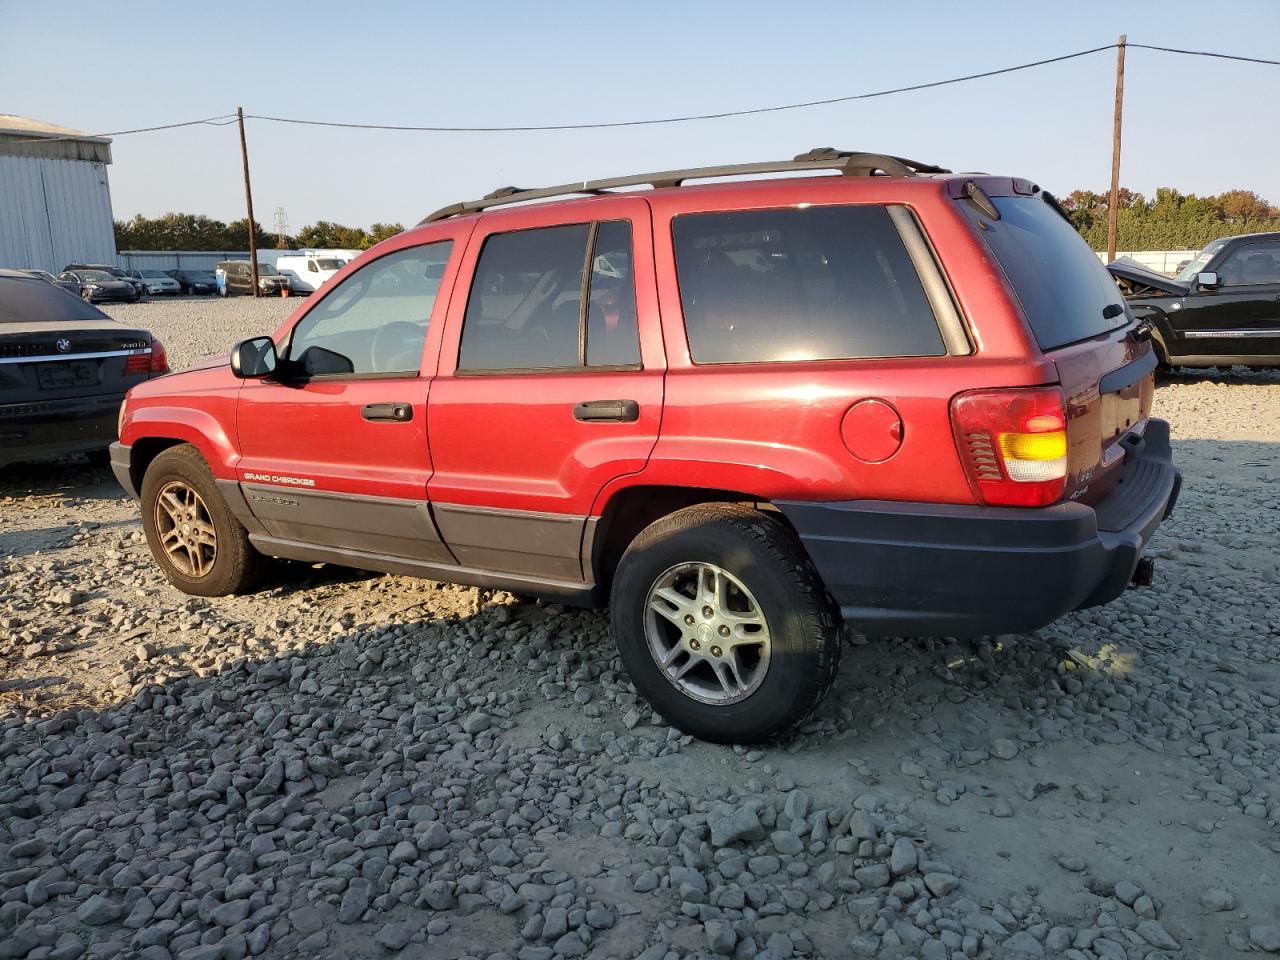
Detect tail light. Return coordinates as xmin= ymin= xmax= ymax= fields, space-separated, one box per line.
xmin=951 ymin=387 xmax=1067 ymax=507
xmin=125 ymin=340 xmax=170 ymax=375
xmin=149 ymin=340 xmax=169 ymax=374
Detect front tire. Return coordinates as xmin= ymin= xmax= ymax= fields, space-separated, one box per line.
xmin=141 ymin=444 xmax=262 ymax=596
xmin=610 ymin=504 xmax=841 ymax=744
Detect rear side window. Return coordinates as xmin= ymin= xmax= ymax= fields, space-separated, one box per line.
xmin=964 ymin=195 xmax=1128 ymax=350
xmin=0 ymin=276 xmax=107 ymax=323
xmin=672 ymin=205 xmax=944 ymax=364
xmin=459 ymin=221 xmax=641 ymax=371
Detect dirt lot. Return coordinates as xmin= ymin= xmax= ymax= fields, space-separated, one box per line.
xmin=2 ymin=299 xmax=1279 ymax=960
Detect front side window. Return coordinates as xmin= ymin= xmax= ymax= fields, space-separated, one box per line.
xmin=672 ymin=205 xmax=944 ymax=363
xmin=287 ymin=241 xmax=453 ymax=376
xmin=458 ymin=221 xmax=640 ymax=371
xmin=1217 ymin=241 xmax=1280 ymax=286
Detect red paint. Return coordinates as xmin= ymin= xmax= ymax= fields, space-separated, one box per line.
xmin=841 ymin=399 xmax=903 ymax=463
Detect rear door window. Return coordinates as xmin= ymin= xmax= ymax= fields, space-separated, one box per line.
xmin=671 ymin=205 xmax=945 ymax=364
xmin=963 ymin=195 xmax=1128 ymax=350
xmin=459 ymin=221 xmax=641 ymax=371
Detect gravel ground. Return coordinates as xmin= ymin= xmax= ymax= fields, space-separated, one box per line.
xmin=2 ymin=298 xmax=1279 ymax=960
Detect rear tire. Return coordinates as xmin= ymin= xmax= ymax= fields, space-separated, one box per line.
xmin=141 ymin=444 xmax=262 ymax=596
xmin=610 ymin=504 xmax=841 ymax=744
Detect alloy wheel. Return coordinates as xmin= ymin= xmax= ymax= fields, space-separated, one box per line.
xmin=153 ymin=480 xmax=218 ymax=578
xmin=643 ymin=562 xmax=771 ymax=705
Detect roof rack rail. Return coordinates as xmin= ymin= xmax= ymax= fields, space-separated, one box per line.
xmin=418 ymin=149 xmax=950 ymax=225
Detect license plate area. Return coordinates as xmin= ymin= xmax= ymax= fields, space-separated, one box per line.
xmin=1099 ymin=371 xmax=1154 ymax=468
xmin=36 ymin=360 xmax=98 ymax=390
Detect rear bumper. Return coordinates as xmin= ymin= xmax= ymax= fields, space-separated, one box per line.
xmin=779 ymin=418 xmax=1181 ymax=637
xmin=0 ymin=393 xmax=123 ymax=467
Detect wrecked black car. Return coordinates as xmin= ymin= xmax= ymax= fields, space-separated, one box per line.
xmin=1107 ymin=232 xmax=1280 ymax=368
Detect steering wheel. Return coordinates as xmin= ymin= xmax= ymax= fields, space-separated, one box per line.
xmin=370 ymin=321 xmax=424 ymax=373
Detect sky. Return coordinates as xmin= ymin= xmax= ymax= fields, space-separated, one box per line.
xmin=3 ymin=0 xmax=1278 ymax=230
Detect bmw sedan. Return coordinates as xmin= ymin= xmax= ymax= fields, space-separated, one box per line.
xmin=0 ymin=270 xmax=167 ymax=467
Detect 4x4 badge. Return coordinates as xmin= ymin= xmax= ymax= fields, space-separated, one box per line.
xmin=55 ymin=338 xmax=71 ymax=353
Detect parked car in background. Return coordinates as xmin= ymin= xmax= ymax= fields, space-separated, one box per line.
xmin=0 ymin=270 xmax=167 ymax=468
xmin=58 ymin=269 xmax=142 ymax=303
xmin=166 ymin=269 xmax=217 ymax=295
xmin=18 ymin=269 xmax=83 ymax=296
xmin=1108 ymin=231 xmax=1280 ymax=368
xmin=274 ymin=255 xmax=347 ymax=294
xmin=113 ymin=149 xmax=1180 ymax=743
xmin=215 ymin=260 xmax=290 ymax=296
xmin=126 ymin=269 xmax=182 ymax=296
xmin=63 ymin=263 xmax=147 ymax=300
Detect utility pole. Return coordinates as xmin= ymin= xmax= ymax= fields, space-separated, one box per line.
xmin=1106 ymin=35 xmax=1127 ymax=263
xmin=237 ymin=107 xmax=259 ymax=298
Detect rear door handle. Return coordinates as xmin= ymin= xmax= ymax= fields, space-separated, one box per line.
xmin=361 ymin=402 xmax=413 ymax=423
xmin=573 ymin=399 xmax=639 ymax=423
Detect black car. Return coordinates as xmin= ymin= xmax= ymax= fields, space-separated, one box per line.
xmin=166 ymin=268 xmax=217 ymax=295
xmin=19 ymin=269 xmax=83 ymax=296
xmin=58 ymin=269 xmax=142 ymax=304
xmin=63 ymin=263 xmax=147 ymax=300
xmin=1108 ymin=232 xmax=1280 ymax=368
xmin=0 ymin=270 xmax=167 ymax=468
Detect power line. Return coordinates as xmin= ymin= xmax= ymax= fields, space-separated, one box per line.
xmin=5 ymin=114 xmax=238 ymax=144
xmin=1127 ymin=43 xmax=1280 ymax=67
xmin=6 ymin=41 xmax=1277 ymax=145
xmin=245 ymin=45 xmax=1119 ymax=133
xmin=242 ymin=41 xmax=1280 ymax=133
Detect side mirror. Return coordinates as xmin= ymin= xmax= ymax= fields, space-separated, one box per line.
xmin=1197 ymin=271 xmax=1220 ymax=290
xmin=230 ymin=336 xmax=278 ymax=378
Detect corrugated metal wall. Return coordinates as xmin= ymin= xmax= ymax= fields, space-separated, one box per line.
xmin=0 ymin=155 xmax=117 ymax=273
xmin=118 ymin=251 xmax=259 ymax=271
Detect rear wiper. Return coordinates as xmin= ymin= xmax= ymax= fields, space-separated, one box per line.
xmin=963 ymin=180 xmax=1000 ymax=220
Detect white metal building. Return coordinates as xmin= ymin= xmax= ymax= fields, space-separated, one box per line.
xmin=0 ymin=114 xmax=117 ymax=274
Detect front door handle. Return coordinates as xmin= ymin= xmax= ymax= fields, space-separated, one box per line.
xmin=573 ymin=399 xmax=639 ymax=423
xmin=361 ymin=402 xmax=413 ymax=422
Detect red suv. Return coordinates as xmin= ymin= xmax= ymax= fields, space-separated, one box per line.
xmin=112 ymin=150 xmax=1180 ymax=743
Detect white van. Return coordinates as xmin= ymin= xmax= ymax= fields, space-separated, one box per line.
xmin=275 ymin=254 xmax=348 ymax=294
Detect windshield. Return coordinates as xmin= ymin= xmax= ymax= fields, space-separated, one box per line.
xmin=142 ymin=270 xmax=169 ymax=278
xmin=79 ymin=270 xmax=115 ymax=281
xmin=258 ymin=263 xmax=279 ymax=275
xmin=1174 ymin=240 xmax=1227 ymax=283
xmin=315 ymin=259 xmax=344 ymax=271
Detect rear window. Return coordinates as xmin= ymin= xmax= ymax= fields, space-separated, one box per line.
xmin=0 ymin=276 xmax=108 ymax=323
xmin=672 ymin=205 xmax=944 ymax=363
xmin=965 ymin=195 xmax=1128 ymax=350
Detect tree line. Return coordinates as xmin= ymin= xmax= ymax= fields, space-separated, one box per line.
xmin=116 ymin=186 xmax=1280 ymax=255
xmin=113 ymin=214 xmax=406 ymax=252
xmin=1061 ymin=187 xmax=1280 ymax=251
